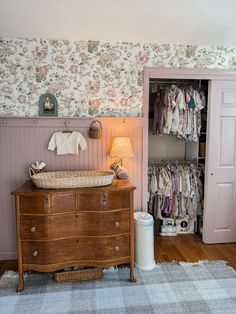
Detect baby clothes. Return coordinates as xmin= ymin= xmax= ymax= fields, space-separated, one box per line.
xmin=48 ymin=131 xmax=87 ymax=155
xmin=148 ymin=162 xmax=201 ymax=221
xmin=152 ymin=84 xmax=206 ymax=142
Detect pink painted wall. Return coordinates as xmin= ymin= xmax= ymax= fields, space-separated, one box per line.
xmin=0 ymin=117 xmax=143 ymax=260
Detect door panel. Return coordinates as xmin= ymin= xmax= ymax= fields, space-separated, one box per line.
xmin=203 ymin=81 xmax=236 ymax=243
xmin=214 ymin=182 xmax=233 ymax=230
xmin=219 ymin=118 xmax=235 ymax=166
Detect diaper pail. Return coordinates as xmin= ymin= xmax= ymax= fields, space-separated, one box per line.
xmin=134 ymin=212 xmax=155 ymax=270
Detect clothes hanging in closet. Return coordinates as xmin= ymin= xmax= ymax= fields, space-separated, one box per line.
xmin=152 ymin=84 xmax=206 ymax=142
xmin=148 ymin=162 xmax=203 ymax=221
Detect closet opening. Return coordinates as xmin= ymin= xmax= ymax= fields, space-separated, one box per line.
xmin=147 ymin=77 xmax=209 ymax=239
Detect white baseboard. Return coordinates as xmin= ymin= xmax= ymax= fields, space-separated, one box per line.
xmin=0 ymin=252 xmax=17 ymax=260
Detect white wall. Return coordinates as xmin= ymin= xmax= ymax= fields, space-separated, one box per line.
xmin=148 ymin=120 xmax=186 ymax=161
xmin=1 ymin=0 xmax=236 ymax=46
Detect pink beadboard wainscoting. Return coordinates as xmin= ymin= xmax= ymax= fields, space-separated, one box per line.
xmin=0 ymin=117 xmax=143 ymax=260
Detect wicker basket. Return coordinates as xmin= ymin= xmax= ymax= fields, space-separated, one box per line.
xmin=54 ymin=268 xmax=103 ymax=282
xmin=30 ymin=170 xmax=114 ymax=189
xmin=29 ymin=167 xmax=45 ymax=176
xmin=89 ymin=120 xmax=103 ymax=139
xmin=199 ymin=142 xmax=206 ymax=157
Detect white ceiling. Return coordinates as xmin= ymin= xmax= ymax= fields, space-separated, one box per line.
xmin=1 ymin=0 xmax=236 ymax=46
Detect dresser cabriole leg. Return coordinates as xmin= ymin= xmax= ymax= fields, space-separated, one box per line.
xmin=130 ymin=264 xmax=136 ymax=282
xmin=16 ymin=272 xmax=24 ymax=292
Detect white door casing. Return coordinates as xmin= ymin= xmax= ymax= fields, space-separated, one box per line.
xmin=203 ymin=80 xmax=236 ymax=243
xmin=143 ymin=68 xmax=236 ymax=244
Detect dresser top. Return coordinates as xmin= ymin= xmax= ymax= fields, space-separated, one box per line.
xmin=12 ymin=180 xmax=136 ymax=195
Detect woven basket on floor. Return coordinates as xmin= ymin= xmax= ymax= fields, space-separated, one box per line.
xmin=30 ymin=170 xmax=114 ymax=189
xmin=54 ymin=268 xmax=103 ymax=282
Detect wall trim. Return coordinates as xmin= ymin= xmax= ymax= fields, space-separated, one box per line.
xmin=0 ymin=252 xmax=17 ymax=260
xmin=144 ymin=67 xmax=236 ymax=80
xmin=0 ymin=117 xmax=143 ymax=128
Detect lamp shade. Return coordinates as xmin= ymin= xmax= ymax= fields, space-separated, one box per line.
xmin=110 ymin=137 xmax=134 ymax=159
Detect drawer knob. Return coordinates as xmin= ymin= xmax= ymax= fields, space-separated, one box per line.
xmin=44 ymin=201 xmax=49 ymax=209
xmin=102 ymin=195 xmax=106 ymax=202
xmin=115 ymin=246 xmax=120 ymax=251
xmin=115 ymin=221 xmax=120 ymax=227
xmin=32 ymin=250 xmax=38 ymax=257
xmin=31 ymin=226 xmax=36 ymax=232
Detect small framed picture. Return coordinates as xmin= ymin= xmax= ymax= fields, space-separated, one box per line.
xmin=39 ymin=93 xmax=58 ymax=116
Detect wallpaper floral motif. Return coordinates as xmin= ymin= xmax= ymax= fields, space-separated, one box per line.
xmin=0 ymin=38 xmax=236 ymax=117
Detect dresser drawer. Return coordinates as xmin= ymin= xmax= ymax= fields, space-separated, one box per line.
xmin=19 ymin=193 xmax=76 ymax=214
xmin=51 ymin=193 xmax=76 ymax=213
xmin=20 ymin=210 xmax=130 ymax=240
xmin=22 ymin=235 xmax=130 ymax=264
xmin=20 ymin=195 xmax=51 ymax=214
xmin=77 ymin=191 xmax=130 ymax=211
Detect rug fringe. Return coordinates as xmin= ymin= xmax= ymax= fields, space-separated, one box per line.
xmin=1 ymin=260 xmax=234 ymax=280
xmin=1 ymin=270 xmax=20 ymax=278
xmin=179 ymin=259 xmax=228 ymax=266
xmin=155 ymin=259 xmax=229 ymax=267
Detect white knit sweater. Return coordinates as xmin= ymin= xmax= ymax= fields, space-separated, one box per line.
xmin=48 ymin=131 xmax=87 ymax=155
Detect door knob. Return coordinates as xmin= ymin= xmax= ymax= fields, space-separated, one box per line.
xmin=211 ymin=173 xmax=213 ymax=176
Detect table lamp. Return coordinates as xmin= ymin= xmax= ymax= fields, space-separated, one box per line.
xmin=110 ymin=136 xmax=134 ymax=166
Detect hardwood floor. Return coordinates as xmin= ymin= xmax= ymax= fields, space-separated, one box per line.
xmin=155 ymin=234 xmax=236 ymax=269
xmin=0 ymin=259 xmax=18 ymax=278
xmin=1 ymin=234 xmax=236 ymax=278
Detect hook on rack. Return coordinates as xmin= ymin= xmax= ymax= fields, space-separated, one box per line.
xmin=64 ymin=120 xmax=69 ymax=129
xmin=62 ymin=120 xmax=73 ymax=133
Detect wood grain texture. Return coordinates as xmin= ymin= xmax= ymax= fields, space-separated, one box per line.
xmin=19 ymin=195 xmax=51 ymax=214
xmin=20 ymin=210 xmax=130 ymax=240
xmin=22 ymin=235 xmax=130 ymax=264
xmin=76 ymin=191 xmax=130 ymax=211
xmin=22 ymin=257 xmax=131 ymax=272
xmin=154 ymin=234 xmax=236 ymax=268
xmin=15 ymin=195 xmax=24 ymax=292
xmin=1 ymin=234 xmax=236 ymax=276
xmin=13 ymin=180 xmax=136 ymax=290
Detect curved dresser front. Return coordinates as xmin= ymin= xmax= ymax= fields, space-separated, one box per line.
xmin=12 ymin=180 xmax=136 ymax=291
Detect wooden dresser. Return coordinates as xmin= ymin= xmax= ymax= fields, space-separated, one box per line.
xmin=12 ymin=180 xmax=136 ymax=291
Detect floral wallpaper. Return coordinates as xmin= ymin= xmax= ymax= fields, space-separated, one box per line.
xmin=0 ymin=37 xmax=236 ymax=117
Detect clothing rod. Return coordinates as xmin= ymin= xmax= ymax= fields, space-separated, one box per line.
xmin=149 ymin=80 xmax=202 ymax=84
xmin=148 ymin=159 xmax=197 ymax=165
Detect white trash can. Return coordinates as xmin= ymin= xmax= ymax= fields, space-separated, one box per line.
xmin=134 ymin=212 xmax=155 ymax=270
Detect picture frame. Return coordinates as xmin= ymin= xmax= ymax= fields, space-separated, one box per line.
xmin=39 ymin=93 xmax=58 ymax=116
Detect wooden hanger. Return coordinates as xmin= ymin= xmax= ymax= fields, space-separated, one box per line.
xmin=62 ymin=120 xmax=73 ymax=133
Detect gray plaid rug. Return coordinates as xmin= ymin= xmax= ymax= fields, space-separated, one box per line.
xmin=0 ymin=260 xmax=236 ymax=314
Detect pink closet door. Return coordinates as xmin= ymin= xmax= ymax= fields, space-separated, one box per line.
xmin=203 ymin=80 xmax=236 ymax=243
